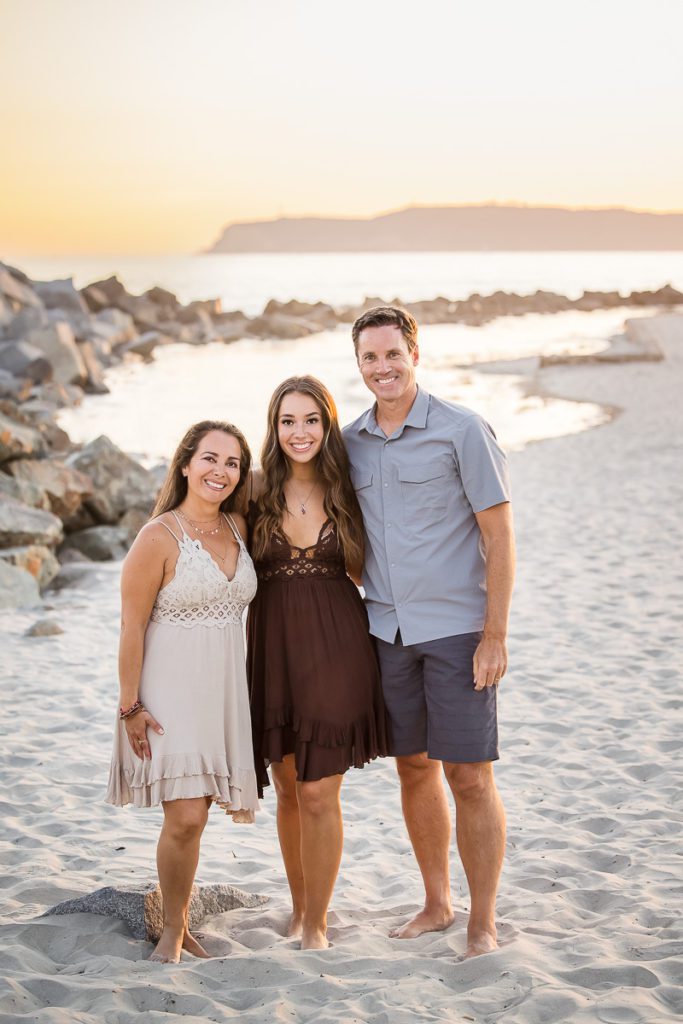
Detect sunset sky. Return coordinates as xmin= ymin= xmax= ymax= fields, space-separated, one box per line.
xmin=1 ymin=0 xmax=682 ymax=256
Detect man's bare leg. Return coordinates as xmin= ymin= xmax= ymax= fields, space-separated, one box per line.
xmin=272 ymin=756 xmax=306 ymax=938
xmin=443 ymin=761 xmax=505 ymax=957
xmin=390 ymin=752 xmax=455 ymax=938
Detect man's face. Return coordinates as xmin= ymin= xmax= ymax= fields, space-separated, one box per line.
xmin=356 ymin=324 xmax=419 ymax=405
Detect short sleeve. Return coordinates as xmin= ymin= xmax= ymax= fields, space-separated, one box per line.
xmin=453 ymin=415 xmax=511 ymax=513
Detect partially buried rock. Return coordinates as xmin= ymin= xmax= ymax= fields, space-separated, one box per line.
xmin=43 ymin=882 xmax=268 ymax=941
xmin=26 ymin=618 xmax=64 ymax=637
xmin=0 ymin=544 xmax=60 ymax=589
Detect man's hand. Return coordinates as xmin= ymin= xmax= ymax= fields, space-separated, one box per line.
xmin=473 ymin=635 xmax=508 ymax=691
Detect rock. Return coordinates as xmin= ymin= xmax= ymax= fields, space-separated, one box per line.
xmin=84 ymin=276 xmax=127 ymax=308
xmin=144 ymin=286 xmax=180 ymax=317
xmin=47 ymin=561 xmax=95 ymax=591
xmin=119 ymin=506 xmax=149 ymax=543
xmin=212 ymin=318 xmax=249 ymax=343
xmin=32 ymin=278 xmax=89 ymax=315
xmin=574 ymin=290 xmax=624 ymax=311
xmin=66 ymin=435 xmax=157 ymax=523
xmin=0 ymin=469 xmax=50 ymax=509
xmin=122 ymin=330 xmax=167 ymax=359
xmin=178 ymin=298 xmax=222 ymax=321
xmin=0 ymin=560 xmax=41 ymax=608
xmin=26 ymin=322 xmax=87 ymax=386
xmin=0 ymin=265 xmax=43 ymax=308
xmin=26 ymin=618 xmax=64 ymax=637
xmin=42 ymin=882 xmax=268 ymax=941
xmin=2 ymin=305 xmax=50 ymax=339
xmin=0 ymin=294 xmax=13 ymax=330
xmin=263 ymin=298 xmax=337 ymax=328
xmin=0 ymin=410 xmax=47 ymax=462
xmin=0 ymin=368 xmax=24 ymax=399
xmin=0 ymin=340 xmax=53 ymax=383
xmin=80 ymin=283 xmax=112 ymax=312
xmin=60 ymin=524 xmax=130 ymax=561
xmin=247 ymin=313 xmax=320 ymax=340
xmin=0 ymin=496 xmax=63 ymax=547
xmin=91 ymin=308 xmax=137 ymax=347
xmin=0 ymin=544 xmax=61 ymax=589
xmin=7 ymin=459 xmax=93 ymax=524
xmin=76 ymin=339 xmax=110 ymax=394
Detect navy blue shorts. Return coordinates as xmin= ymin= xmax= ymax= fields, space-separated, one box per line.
xmin=375 ymin=631 xmax=499 ymax=764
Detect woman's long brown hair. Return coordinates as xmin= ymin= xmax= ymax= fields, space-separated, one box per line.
xmin=251 ymin=377 xmax=364 ymax=571
xmin=151 ymin=420 xmax=251 ymax=518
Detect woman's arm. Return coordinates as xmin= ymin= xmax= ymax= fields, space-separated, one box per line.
xmin=118 ymin=523 xmax=169 ymax=758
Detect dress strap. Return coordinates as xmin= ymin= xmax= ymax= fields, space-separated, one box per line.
xmin=169 ymin=509 xmax=188 ymax=536
xmin=223 ymin=512 xmax=244 ymax=547
xmin=156 ymin=517 xmax=182 ymax=546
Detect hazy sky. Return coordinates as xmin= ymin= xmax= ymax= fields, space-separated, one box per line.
xmin=1 ymin=0 xmax=682 ymax=255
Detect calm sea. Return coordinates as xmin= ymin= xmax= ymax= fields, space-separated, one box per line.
xmin=15 ymin=249 xmax=677 ymax=459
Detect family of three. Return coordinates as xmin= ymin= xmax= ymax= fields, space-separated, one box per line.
xmin=106 ymin=305 xmax=515 ymax=964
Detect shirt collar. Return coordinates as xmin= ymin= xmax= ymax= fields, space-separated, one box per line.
xmin=357 ymin=385 xmax=429 ymax=436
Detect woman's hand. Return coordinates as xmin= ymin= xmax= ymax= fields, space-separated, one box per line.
xmin=125 ymin=710 xmax=164 ymax=760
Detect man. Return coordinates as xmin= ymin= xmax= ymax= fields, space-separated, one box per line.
xmin=343 ymin=306 xmax=515 ymax=958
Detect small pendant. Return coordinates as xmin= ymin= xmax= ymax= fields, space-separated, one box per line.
xmin=300 ymin=504 xmax=306 ymax=515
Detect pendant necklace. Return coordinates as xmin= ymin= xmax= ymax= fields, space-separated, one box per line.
xmin=286 ymin=480 xmax=317 ymax=517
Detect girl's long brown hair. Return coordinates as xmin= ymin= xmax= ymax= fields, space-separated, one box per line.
xmin=251 ymin=377 xmax=364 ymax=571
xmin=151 ymin=420 xmax=251 ymax=518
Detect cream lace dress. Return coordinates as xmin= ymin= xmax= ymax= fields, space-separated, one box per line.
xmin=106 ymin=511 xmax=259 ymax=822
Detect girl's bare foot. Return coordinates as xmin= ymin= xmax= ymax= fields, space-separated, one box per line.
xmin=149 ymin=925 xmax=183 ymax=963
xmin=464 ymin=927 xmax=497 ymax=958
xmin=182 ymin=929 xmax=211 ymax=958
xmin=300 ymin=926 xmax=329 ymax=950
xmin=389 ymin=905 xmax=455 ymax=939
xmin=287 ymin=910 xmax=304 ymax=939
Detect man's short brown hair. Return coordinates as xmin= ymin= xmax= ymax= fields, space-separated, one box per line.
xmin=351 ymin=305 xmax=419 ymax=356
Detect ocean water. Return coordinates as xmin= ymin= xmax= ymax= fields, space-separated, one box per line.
xmin=10 ymin=250 xmax=683 ymax=315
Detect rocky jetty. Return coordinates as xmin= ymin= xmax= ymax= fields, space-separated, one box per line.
xmin=2 ymin=257 xmax=682 ymax=608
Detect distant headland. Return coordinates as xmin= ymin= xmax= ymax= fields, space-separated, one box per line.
xmin=205 ymin=204 xmax=683 ymax=254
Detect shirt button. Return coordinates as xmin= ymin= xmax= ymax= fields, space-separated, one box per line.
xmin=390 ymin=563 xmax=395 ymax=568
xmin=384 ymin=483 xmax=388 ymax=487
xmin=387 ymin=523 xmax=392 ymax=528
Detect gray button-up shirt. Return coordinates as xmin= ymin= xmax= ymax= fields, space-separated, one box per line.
xmin=343 ymin=386 xmax=511 ymax=645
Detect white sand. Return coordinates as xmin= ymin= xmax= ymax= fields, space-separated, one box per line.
xmin=1 ymin=314 xmax=682 ymax=1023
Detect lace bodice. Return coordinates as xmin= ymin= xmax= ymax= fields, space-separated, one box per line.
xmin=151 ymin=513 xmax=257 ymax=627
xmin=254 ymin=519 xmax=348 ymax=583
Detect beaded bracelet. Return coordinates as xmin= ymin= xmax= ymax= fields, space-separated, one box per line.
xmin=120 ymin=700 xmax=145 ymax=720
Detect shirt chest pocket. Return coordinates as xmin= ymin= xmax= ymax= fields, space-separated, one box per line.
xmin=398 ymin=459 xmax=449 ymax=523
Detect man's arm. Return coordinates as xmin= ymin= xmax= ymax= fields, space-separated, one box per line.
xmin=473 ymin=502 xmax=516 ymax=690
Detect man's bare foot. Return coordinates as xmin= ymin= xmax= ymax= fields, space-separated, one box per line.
xmin=389 ymin=906 xmax=455 ymax=939
xmin=286 ymin=911 xmax=304 ymax=939
xmin=182 ymin=929 xmax=211 ymax=958
xmin=149 ymin=926 xmax=183 ymax=963
xmin=464 ymin=928 xmax=497 ymax=958
xmin=300 ymin=926 xmax=329 ymax=950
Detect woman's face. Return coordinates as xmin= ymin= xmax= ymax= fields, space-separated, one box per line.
xmin=183 ymin=429 xmax=242 ymax=506
xmin=277 ymin=392 xmax=325 ymax=466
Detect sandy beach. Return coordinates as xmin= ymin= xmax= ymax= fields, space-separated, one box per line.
xmin=1 ymin=315 xmax=681 ymax=1023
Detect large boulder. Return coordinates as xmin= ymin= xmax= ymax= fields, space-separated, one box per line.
xmin=0 ymin=265 xmax=43 ymax=309
xmin=0 ymin=340 xmax=53 ymax=383
xmin=32 ymin=278 xmax=89 ymax=315
xmin=26 ymin=322 xmax=87 ymax=386
xmin=60 ymin=524 xmax=129 ymax=561
xmin=0 ymin=496 xmax=63 ymax=548
xmin=0 ymin=469 xmax=50 ymax=509
xmin=0 ymin=409 xmax=47 ymax=462
xmin=7 ymin=458 xmax=93 ymax=524
xmin=65 ymin=435 xmax=158 ymax=523
xmin=91 ymin=308 xmax=136 ymax=348
xmin=0 ymin=560 xmax=40 ymax=608
xmin=247 ymin=313 xmax=320 ymax=340
xmin=0 ymin=544 xmax=60 ymax=589
xmin=263 ymin=298 xmax=337 ymax=328
xmin=76 ymin=339 xmax=109 ymax=394
xmin=122 ymin=330 xmax=168 ymax=359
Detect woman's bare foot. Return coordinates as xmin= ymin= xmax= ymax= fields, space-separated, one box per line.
xmin=464 ymin=927 xmax=497 ymax=958
xmin=286 ymin=910 xmax=304 ymax=940
xmin=149 ymin=925 xmax=183 ymax=963
xmin=182 ymin=929 xmax=211 ymax=958
xmin=300 ymin=926 xmax=329 ymax=950
xmin=389 ymin=906 xmax=455 ymax=939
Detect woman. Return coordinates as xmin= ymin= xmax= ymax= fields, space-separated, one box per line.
xmin=247 ymin=376 xmax=389 ymax=950
xmin=106 ymin=420 xmax=258 ymax=964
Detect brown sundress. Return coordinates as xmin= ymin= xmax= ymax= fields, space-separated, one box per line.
xmin=246 ymin=517 xmax=389 ymax=793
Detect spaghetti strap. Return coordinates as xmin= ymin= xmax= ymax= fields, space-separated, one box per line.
xmin=156 ymin=517 xmax=182 ymax=545
xmin=223 ymin=512 xmax=244 ymax=546
xmin=169 ymin=509 xmax=188 ymax=536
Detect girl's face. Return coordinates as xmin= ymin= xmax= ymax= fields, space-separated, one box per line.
xmin=277 ymin=392 xmax=325 ymax=466
xmin=183 ymin=429 xmax=242 ymax=505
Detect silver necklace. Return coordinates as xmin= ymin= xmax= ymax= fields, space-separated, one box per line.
xmin=286 ymin=480 xmax=317 ymax=516
xmin=177 ymin=507 xmax=223 ymax=535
